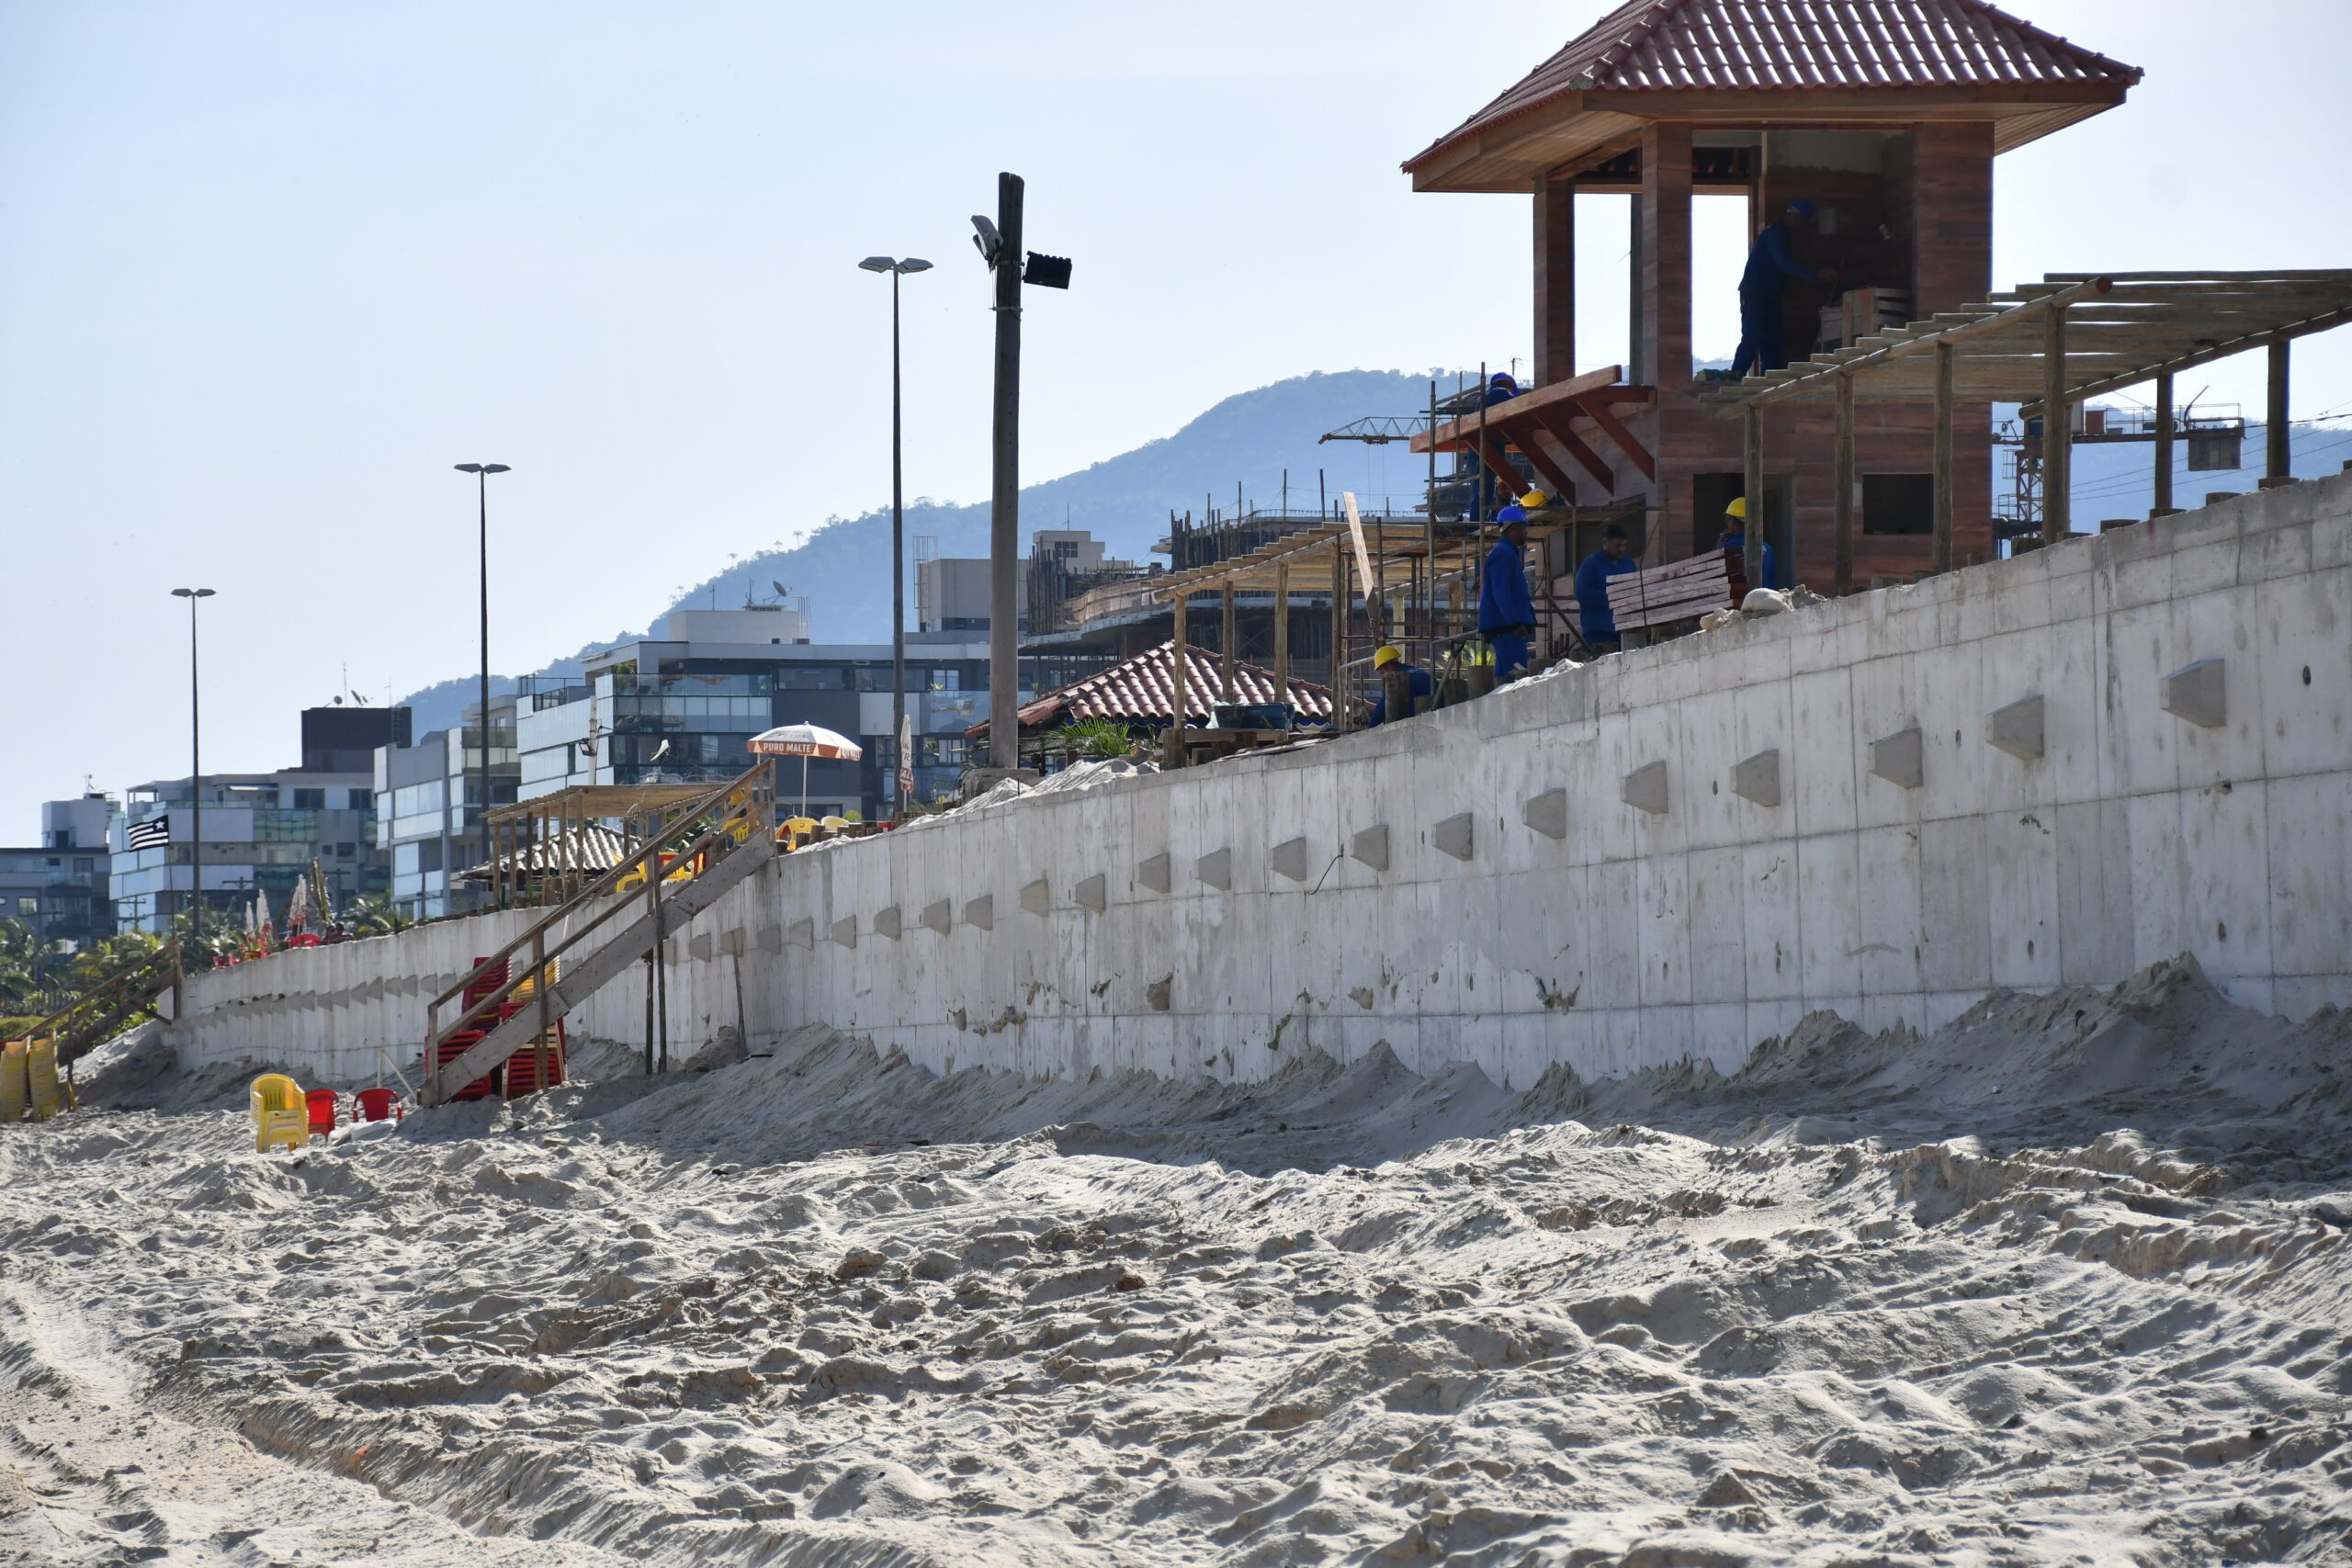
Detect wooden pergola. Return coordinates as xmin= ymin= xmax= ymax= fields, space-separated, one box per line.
xmin=481 ymin=782 xmax=757 ymax=908
xmin=1699 ymin=269 xmax=2352 ymax=585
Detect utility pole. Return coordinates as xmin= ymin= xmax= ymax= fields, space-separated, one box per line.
xmin=987 ymin=173 xmax=1024 ymax=773
xmin=170 ymin=588 xmax=215 ymax=935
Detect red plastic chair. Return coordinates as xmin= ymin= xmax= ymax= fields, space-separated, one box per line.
xmin=304 ymin=1089 xmax=338 ymax=1140
xmin=355 ymin=1087 xmax=402 ymax=1123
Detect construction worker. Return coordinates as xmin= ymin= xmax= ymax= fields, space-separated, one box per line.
xmin=1479 ymin=505 xmax=1536 ymax=682
xmin=1574 ymin=523 xmax=1638 ymax=651
xmin=1730 ymin=197 xmax=1819 ymax=378
xmin=1719 ymin=497 xmax=1778 ymax=589
xmin=1364 ymin=645 xmax=1432 ymax=727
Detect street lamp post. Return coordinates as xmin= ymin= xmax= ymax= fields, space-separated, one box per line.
xmin=169 ymin=588 xmax=215 ymax=934
xmin=859 ymin=255 xmax=931 ymax=817
xmin=454 ymin=464 xmax=511 ymax=902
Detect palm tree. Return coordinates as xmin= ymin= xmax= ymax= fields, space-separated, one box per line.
xmin=349 ymin=894 xmax=415 ymax=936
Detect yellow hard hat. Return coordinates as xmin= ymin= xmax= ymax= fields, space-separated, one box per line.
xmin=1724 ymin=496 xmax=1748 ymax=520
xmin=1519 ymin=489 xmax=1549 ymax=510
xmin=1374 ymin=644 xmax=1404 ymax=668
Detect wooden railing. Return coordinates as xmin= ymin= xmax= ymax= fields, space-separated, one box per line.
xmin=15 ymin=943 xmax=181 ymax=1069
xmin=421 ymin=761 xmax=774 ymax=1104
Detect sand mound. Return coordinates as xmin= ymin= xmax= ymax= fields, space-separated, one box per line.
xmin=6 ymin=957 xmax=2349 ymax=1564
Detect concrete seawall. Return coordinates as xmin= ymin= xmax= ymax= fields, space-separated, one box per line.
xmin=165 ymin=475 xmax=2350 ymax=1090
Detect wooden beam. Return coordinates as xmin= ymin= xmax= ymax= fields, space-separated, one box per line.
xmin=1533 ymin=172 xmax=1574 ymax=387
xmin=1272 ymin=559 xmax=1289 ymax=705
xmin=1933 ymin=340 xmax=1955 ymax=574
xmin=1410 ymin=364 xmax=1627 ymax=452
xmin=1219 ymin=582 xmax=1236 ymax=703
xmin=1833 ymin=370 xmax=1856 ymax=595
xmin=2042 ymin=302 xmax=2071 ymax=544
xmin=2153 ymin=373 xmax=2175 ymax=516
xmin=1330 ymin=536 xmax=1349 ymax=733
xmin=1572 ymin=393 xmax=1657 ymax=480
xmin=2267 ymin=339 xmax=2291 ymax=483
xmin=1527 ymin=410 xmax=1615 ymax=491
xmin=1512 ymin=430 xmax=1586 ymax=508
xmin=1170 ymin=590 xmax=1188 ymax=745
xmin=1741 ymin=406 xmax=1762 ymax=585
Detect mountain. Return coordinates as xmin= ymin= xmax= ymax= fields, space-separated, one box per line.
xmin=396 ymin=368 xmax=1448 ymax=733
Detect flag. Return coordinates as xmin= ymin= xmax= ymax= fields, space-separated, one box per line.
xmin=897 ymin=711 xmax=915 ymax=806
xmin=128 ymin=816 xmax=171 ymax=851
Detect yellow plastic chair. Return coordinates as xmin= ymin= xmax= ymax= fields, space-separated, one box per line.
xmin=0 ymin=1042 xmax=26 ymax=1123
xmin=251 ymin=1074 xmax=307 ymax=1153
xmin=24 ymin=1039 xmax=62 ymax=1122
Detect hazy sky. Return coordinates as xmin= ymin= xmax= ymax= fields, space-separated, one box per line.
xmin=5 ymin=1 xmax=2348 ymax=831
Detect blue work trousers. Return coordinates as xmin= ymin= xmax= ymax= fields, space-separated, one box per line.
xmin=1730 ymin=299 xmax=1785 ymax=378
xmin=1488 ymin=632 xmax=1530 ymax=682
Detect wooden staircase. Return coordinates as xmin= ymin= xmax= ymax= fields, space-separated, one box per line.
xmin=16 ymin=944 xmax=183 ymax=1073
xmin=421 ymin=763 xmax=775 ymax=1106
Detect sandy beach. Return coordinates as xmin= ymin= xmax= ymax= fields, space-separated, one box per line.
xmin=5 ymin=954 xmax=2347 ymax=1566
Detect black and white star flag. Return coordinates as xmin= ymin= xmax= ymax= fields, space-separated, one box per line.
xmin=127 ymin=816 xmax=172 ymax=851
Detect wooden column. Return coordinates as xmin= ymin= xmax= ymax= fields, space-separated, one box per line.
xmin=1741 ymin=405 xmax=1763 ymax=587
xmin=1330 ymin=536 xmax=1350 ymax=733
xmin=2153 ymin=373 xmax=2177 ymax=516
xmin=1833 ymin=371 xmax=1857 ymax=594
xmin=1272 ymin=559 xmax=1290 ymax=705
xmin=1532 ymin=171 xmax=1575 ymax=386
xmin=1170 ymin=591 xmax=1188 ymax=757
xmin=1219 ymin=582 xmax=1235 ymax=703
xmin=1639 ymin=122 xmax=1693 ymax=389
xmin=2266 ymin=339 xmax=2292 ymax=485
xmin=2041 ymin=302 xmax=2071 ymax=544
xmin=1932 ymin=339 xmax=1955 ymax=574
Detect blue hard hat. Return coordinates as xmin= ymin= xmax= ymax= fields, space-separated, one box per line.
xmin=1787 ymin=197 xmax=1815 ymax=220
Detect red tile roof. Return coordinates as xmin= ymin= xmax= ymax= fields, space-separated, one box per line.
xmin=974 ymin=641 xmax=1333 ymax=738
xmin=1408 ymin=0 xmax=2139 ymax=173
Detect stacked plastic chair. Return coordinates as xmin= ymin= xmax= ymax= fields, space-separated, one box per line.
xmin=502 ymin=959 xmax=567 ymax=1100
xmin=432 ymin=958 xmax=511 ymax=1101
xmin=251 ymin=1074 xmax=307 ymax=1152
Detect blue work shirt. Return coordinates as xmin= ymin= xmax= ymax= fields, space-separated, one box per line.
xmin=1720 ymin=529 xmax=1777 ymax=590
xmin=1574 ymin=549 xmax=1639 ymax=641
xmin=1478 ymin=537 xmax=1535 ymax=634
xmin=1738 ymin=220 xmax=1816 ymax=304
xmin=1366 ymin=663 xmax=1433 ymax=727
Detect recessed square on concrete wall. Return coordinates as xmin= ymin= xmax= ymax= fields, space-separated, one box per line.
xmin=1622 ymin=761 xmax=1668 ymax=816
xmin=829 ymin=916 xmax=857 ymax=948
xmin=1871 ymin=728 xmax=1925 ymax=789
xmin=1271 ymin=837 xmax=1311 ymax=883
xmin=2163 ymin=657 xmax=2227 ymax=728
xmin=874 ymin=905 xmax=902 ymax=940
xmin=1987 ymin=694 xmax=2045 ymax=759
xmin=1522 ymin=787 xmax=1568 ymax=840
xmin=1196 ymin=848 xmax=1232 ymax=891
xmin=688 ymin=933 xmax=714 ymax=961
xmin=1074 ymin=874 xmax=1107 ymax=912
xmin=1136 ymin=852 xmax=1172 ymax=894
xmin=1350 ymin=824 xmax=1389 ymax=871
xmin=1432 ymin=812 xmax=1475 ymax=861
xmin=964 ymin=895 xmax=994 ymax=931
xmin=1020 ymin=879 xmax=1051 ymax=915
xmin=921 ymin=899 xmax=952 ymax=935
xmin=1731 ymin=750 xmax=1781 ymax=807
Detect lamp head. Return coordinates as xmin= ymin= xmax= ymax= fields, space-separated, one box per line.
xmin=171 ymin=587 xmax=215 ymax=599
xmin=859 ymin=256 xmax=895 ymax=273
xmin=969 ymin=215 xmax=1002 ymax=268
xmin=454 ymin=463 xmax=510 ymax=475
xmin=897 ymin=257 xmax=932 ymax=274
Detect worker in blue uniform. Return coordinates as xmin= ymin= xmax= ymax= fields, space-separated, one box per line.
xmin=1479 ymin=505 xmax=1536 ymax=682
xmin=1719 ymin=496 xmax=1777 ymax=589
xmin=1730 ymin=197 xmax=1820 ymax=378
xmin=1364 ymin=645 xmax=1432 ymax=727
xmin=1573 ymin=523 xmax=1639 ymax=652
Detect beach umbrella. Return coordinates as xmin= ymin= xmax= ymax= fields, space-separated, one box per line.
xmin=748 ymin=723 xmax=864 ymax=819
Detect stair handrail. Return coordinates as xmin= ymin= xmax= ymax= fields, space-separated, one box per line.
xmin=18 ymin=942 xmax=182 ymax=1064
xmin=424 ymin=761 xmax=774 ymax=1082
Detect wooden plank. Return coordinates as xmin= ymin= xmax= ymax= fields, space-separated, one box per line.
xmin=1526 ymin=409 xmax=1614 ymax=490
xmin=1513 ymin=427 xmax=1587 ymax=505
xmin=1933 ymin=340 xmax=1955 ymax=573
xmin=2042 ymin=302 xmax=2071 ymax=543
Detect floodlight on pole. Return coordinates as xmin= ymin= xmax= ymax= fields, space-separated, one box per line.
xmin=859 ymin=254 xmax=931 ymax=815
xmin=453 ymin=463 xmax=511 ymax=904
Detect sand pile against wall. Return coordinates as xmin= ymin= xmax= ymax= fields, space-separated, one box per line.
xmin=4 ymin=956 xmax=2348 ymax=1566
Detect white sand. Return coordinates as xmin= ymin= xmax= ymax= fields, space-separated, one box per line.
xmin=6 ymin=955 xmax=2349 ymax=1565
